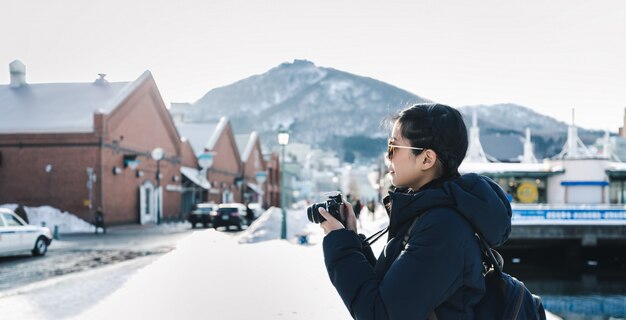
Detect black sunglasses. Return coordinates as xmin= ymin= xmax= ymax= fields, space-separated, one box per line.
xmin=387 ymin=144 xmax=425 ymax=160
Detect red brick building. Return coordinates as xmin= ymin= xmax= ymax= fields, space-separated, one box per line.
xmin=176 ymin=118 xmax=244 ymax=204
xmin=235 ymin=132 xmax=266 ymax=205
xmin=175 ymin=119 xmax=282 ymax=209
xmin=0 ymin=61 xmax=183 ymax=225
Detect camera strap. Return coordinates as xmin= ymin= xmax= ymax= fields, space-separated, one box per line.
xmin=361 ymin=226 xmax=389 ymax=249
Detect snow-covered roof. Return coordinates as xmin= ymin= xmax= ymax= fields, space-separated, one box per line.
xmin=607 ymin=161 xmax=626 ymax=172
xmin=235 ymin=132 xmax=259 ymax=162
xmin=206 ymin=117 xmax=228 ymax=151
xmin=175 ymin=122 xmax=219 ymax=155
xmin=0 ymin=71 xmax=151 ymax=134
xmin=180 ymin=166 xmax=211 ymax=189
xmin=459 ymin=161 xmax=563 ymax=175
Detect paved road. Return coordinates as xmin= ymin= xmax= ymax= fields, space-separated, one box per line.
xmin=0 ymin=223 xmax=200 ymax=292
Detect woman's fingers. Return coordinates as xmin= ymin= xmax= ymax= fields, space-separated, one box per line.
xmin=319 ymin=207 xmax=344 ymax=234
xmin=341 ymin=200 xmax=358 ymax=233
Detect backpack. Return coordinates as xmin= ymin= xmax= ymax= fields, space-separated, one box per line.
xmin=401 ymin=214 xmax=548 ymax=320
xmin=473 ymin=243 xmax=547 ymax=320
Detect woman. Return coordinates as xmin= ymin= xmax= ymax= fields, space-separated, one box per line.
xmin=319 ymin=103 xmax=511 ymax=319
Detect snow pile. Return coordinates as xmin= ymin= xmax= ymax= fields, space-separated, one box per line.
xmin=0 ymin=204 xmax=94 ymax=233
xmin=238 ymin=204 xmax=391 ymax=249
xmin=238 ymin=207 xmax=319 ymax=244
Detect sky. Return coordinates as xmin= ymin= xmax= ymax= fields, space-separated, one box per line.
xmin=1 ymin=0 xmax=625 ymax=131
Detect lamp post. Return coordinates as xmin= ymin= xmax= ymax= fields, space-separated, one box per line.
xmin=198 ymin=152 xmax=215 ymax=202
xmin=277 ymin=127 xmax=290 ymax=240
xmin=151 ymin=147 xmax=164 ymax=224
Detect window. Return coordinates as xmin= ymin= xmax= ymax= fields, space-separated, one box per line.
xmin=145 ymin=189 xmax=151 ymax=215
xmin=0 ymin=216 xmax=5 ymax=227
xmin=610 ymin=180 xmax=625 ymax=204
xmin=3 ymin=213 xmax=23 ymax=226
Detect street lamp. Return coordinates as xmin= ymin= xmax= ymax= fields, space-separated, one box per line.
xmin=277 ymin=127 xmax=290 ymax=239
xmin=151 ymin=147 xmax=165 ymax=225
xmin=198 ymin=152 xmax=215 ymax=202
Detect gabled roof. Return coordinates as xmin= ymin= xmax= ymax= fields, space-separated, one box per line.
xmin=235 ymin=132 xmax=259 ymax=162
xmin=0 ymin=71 xmax=152 ymax=134
xmin=176 ymin=122 xmax=220 ymax=155
xmin=175 ymin=117 xmax=229 ymax=156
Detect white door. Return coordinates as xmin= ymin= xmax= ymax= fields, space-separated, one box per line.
xmin=222 ymin=190 xmax=233 ymax=203
xmin=139 ymin=181 xmax=157 ymax=224
xmin=1 ymin=212 xmax=23 ymax=253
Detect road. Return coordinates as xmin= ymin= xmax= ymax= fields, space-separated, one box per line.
xmin=0 ymin=223 xmax=199 ymax=292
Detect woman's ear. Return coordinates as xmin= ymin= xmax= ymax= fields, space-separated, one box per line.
xmin=422 ymin=150 xmax=438 ymax=170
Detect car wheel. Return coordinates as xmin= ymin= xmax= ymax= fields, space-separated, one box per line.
xmin=191 ymin=223 xmax=196 ymax=229
xmin=32 ymin=237 xmax=48 ymax=256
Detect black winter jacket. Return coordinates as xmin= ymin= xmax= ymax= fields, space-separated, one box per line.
xmin=322 ymin=173 xmax=512 ymax=319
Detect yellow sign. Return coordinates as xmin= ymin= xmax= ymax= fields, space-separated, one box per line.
xmin=516 ymin=182 xmax=538 ymax=203
xmin=84 ymin=199 xmax=91 ymax=207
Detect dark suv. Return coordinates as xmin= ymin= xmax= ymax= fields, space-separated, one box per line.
xmin=213 ymin=203 xmax=247 ymax=231
xmin=188 ymin=203 xmax=218 ymax=228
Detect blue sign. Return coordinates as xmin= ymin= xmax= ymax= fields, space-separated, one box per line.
xmin=513 ymin=209 xmax=626 ymax=220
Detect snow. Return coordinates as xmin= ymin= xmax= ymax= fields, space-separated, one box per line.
xmin=0 ymin=204 xmax=561 ymax=319
xmin=175 ymin=121 xmax=220 ymax=155
xmin=0 ymin=203 xmax=95 ymax=233
xmin=0 ymin=77 xmax=141 ymax=134
xmin=72 ymin=205 xmax=390 ymax=320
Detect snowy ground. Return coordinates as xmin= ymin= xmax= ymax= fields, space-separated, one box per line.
xmin=1 ymin=205 xmax=560 ymax=319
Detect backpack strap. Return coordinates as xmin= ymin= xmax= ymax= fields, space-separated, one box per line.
xmin=401 ymin=215 xmax=421 ymax=248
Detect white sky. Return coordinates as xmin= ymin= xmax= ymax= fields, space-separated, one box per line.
xmin=1 ymin=0 xmax=625 ymax=131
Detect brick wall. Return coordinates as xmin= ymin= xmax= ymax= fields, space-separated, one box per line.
xmin=0 ymin=74 xmax=184 ymax=226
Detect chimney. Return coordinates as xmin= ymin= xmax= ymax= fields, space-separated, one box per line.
xmin=94 ymin=73 xmax=109 ymax=85
xmin=9 ymin=60 xmax=26 ymax=88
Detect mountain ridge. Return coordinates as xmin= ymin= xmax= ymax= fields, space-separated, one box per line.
xmin=174 ymin=60 xmax=603 ymax=161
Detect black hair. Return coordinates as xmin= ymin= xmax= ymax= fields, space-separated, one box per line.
xmin=392 ymin=103 xmax=468 ymax=179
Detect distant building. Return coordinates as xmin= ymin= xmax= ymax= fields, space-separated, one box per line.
xmin=176 ymin=118 xmax=243 ymax=204
xmin=235 ymin=132 xmax=267 ymax=205
xmin=0 ymin=61 xmax=183 ymax=225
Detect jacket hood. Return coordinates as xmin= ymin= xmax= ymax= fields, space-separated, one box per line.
xmin=386 ymin=173 xmax=512 ymax=247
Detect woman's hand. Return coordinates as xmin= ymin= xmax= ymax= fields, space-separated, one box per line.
xmin=319 ymin=200 xmax=358 ymax=235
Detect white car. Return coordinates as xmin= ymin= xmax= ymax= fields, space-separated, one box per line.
xmin=0 ymin=208 xmax=53 ymax=256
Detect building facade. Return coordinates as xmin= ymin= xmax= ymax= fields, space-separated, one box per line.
xmin=0 ymin=62 xmax=183 ymax=225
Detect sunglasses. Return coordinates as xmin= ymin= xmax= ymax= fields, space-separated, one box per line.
xmin=387 ymin=144 xmax=425 ymax=160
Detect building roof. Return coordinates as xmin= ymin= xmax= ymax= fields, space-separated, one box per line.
xmin=0 ymin=71 xmax=151 ymax=134
xmin=459 ymin=161 xmax=564 ymax=177
xmin=235 ymin=132 xmax=259 ymax=162
xmin=176 ymin=122 xmax=220 ymax=156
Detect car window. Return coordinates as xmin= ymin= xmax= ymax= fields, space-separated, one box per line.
xmin=3 ymin=213 xmax=23 ymax=227
xmin=0 ymin=215 xmax=5 ymax=227
xmin=218 ymin=208 xmax=238 ymax=214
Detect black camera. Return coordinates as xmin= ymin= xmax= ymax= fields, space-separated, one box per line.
xmin=306 ymin=192 xmax=344 ymax=225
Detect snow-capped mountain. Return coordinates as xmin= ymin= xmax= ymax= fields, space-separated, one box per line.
xmin=175 ymin=60 xmax=603 ymax=161
xmin=185 ymin=60 xmax=428 ymax=149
